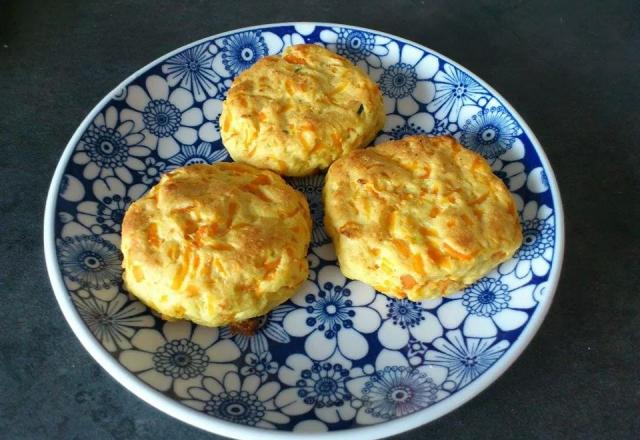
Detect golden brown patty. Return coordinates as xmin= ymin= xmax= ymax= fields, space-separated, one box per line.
xmin=323 ymin=135 xmax=522 ymax=300
xmin=220 ymin=44 xmax=385 ymax=176
xmin=121 ymin=163 xmax=311 ymax=327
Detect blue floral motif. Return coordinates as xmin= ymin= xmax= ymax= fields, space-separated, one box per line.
xmin=183 ymin=373 xmax=288 ymax=428
xmin=60 ymin=175 xmax=69 ymax=194
xmin=526 ymin=166 xmax=551 ymax=194
xmin=120 ymin=321 xmax=240 ymax=396
xmin=377 ymin=113 xmax=434 ymax=145
xmin=388 ymin=119 xmax=426 ymax=139
xmin=500 ymin=201 xmax=555 ymax=279
xmin=437 ymin=274 xmax=537 ymax=338
xmin=215 ymin=78 xmax=233 ymax=99
xmin=425 ymin=330 xmax=509 ymax=389
xmin=57 ymin=235 xmax=121 ymax=289
xmin=276 ymin=354 xmax=355 ymax=423
xmin=166 ymin=142 xmax=228 ymax=170
xmin=73 ymin=106 xmax=147 ymax=183
xmin=221 ymin=31 xmax=268 ymax=75
xmin=430 ymin=119 xmax=452 ymax=136
xmin=319 ymin=26 xmax=391 ymax=68
xmin=491 ymin=158 xmax=526 ymax=191
xmin=542 ymin=169 xmax=549 ymax=188
xmin=283 ymin=267 xmax=380 ymax=361
xmin=152 ymin=338 xmax=210 ymax=379
xmin=143 ymin=100 xmax=182 ymax=137
xmin=302 ymin=286 xmax=355 ymax=338
xmin=296 ymin=363 xmax=351 ymax=407
xmin=379 ymin=63 xmax=418 ymax=99
xmin=72 ymin=292 xmax=154 ymax=352
xmin=79 ymin=124 xmax=128 ymax=167
xmin=220 ymin=306 xmax=291 ymax=353
xmin=360 ymin=366 xmax=438 ymax=419
xmin=123 ymin=75 xmax=203 ymax=159
xmin=137 ymin=157 xmax=167 ymax=184
xmin=82 ymin=192 xmax=127 ymax=233
xmin=372 ymin=43 xmax=439 ymax=116
xmin=371 ymin=294 xmax=443 ymax=350
xmin=526 ymin=166 xmax=550 ymax=193
xmin=288 ymin=175 xmax=329 ymax=246
xmin=388 ymin=299 xmax=425 ymax=328
xmin=240 ymin=352 xmax=278 ymax=382
xmin=517 ymin=220 xmax=554 ymax=260
xmin=200 ymin=98 xmax=224 ymax=142
xmin=162 ymin=42 xmax=219 ymax=102
xmin=59 ymin=174 xmax=86 ymax=202
xmin=427 ymin=63 xmax=488 ymax=121
xmin=460 ymin=106 xmax=521 ymax=159
xmin=335 ymin=29 xmax=376 ymax=63
xmin=406 ymin=339 xmax=429 ymax=366
xmin=77 ymin=177 xmax=147 ymax=234
xmin=462 ymin=278 xmax=511 ymax=317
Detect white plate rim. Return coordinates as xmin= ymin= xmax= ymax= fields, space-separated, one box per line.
xmin=43 ymin=21 xmax=565 ymax=440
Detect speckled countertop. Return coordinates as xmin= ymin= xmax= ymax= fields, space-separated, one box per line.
xmin=1 ymin=0 xmax=638 ymax=439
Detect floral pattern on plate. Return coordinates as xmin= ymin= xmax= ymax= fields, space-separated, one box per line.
xmin=50 ymin=24 xmax=560 ymax=434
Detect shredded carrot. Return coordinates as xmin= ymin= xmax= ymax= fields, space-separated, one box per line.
xmin=331 ymin=132 xmax=342 ymax=148
xmin=338 ymin=222 xmax=361 ymax=238
xmin=263 ymin=256 xmax=281 ymax=273
xmin=186 ymin=285 xmax=199 ymax=298
xmin=210 ymin=242 xmax=234 ymax=251
xmin=392 ymin=239 xmax=411 ymax=258
xmin=282 ymin=205 xmax=301 ymax=218
xmin=241 ymin=184 xmax=271 ymax=202
xmin=400 ymin=274 xmax=417 ymax=289
xmin=300 ymin=130 xmax=317 ymax=152
xmin=284 ymin=54 xmax=305 ymax=64
xmin=427 ymin=246 xmax=446 ymax=265
xmin=418 ymin=165 xmax=431 ymax=179
xmin=213 ymin=258 xmax=225 ymax=274
xmin=251 ymin=174 xmax=271 ymax=185
xmin=419 ymin=226 xmax=435 ymax=237
xmin=226 ymin=201 xmax=238 ymax=229
xmin=469 ymin=193 xmax=489 ymax=206
xmin=167 ymin=243 xmax=179 ymax=261
xmin=411 ymin=254 xmax=425 ymax=276
xmin=194 ymin=224 xmax=219 ymax=247
xmin=222 ymin=114 xmax=231 ymax=132
xmin=147 ymin=223 xmax=161 ymax=247
xmin=171 ymin=247 xmax=191 ymax=289
xmin=442 ymin=243 xmax=474 ymax=261
xmin=182 ymin=218 xmax=197 ymax=237
xmin=202 ymin=258 xmax=212 ymax=279
xmin=191 ymin=253 xmax=200 ymax=272
xmin=132 ymin=266 xmax=145 ymax=282
xmin=491 ymin=251 xmax=507 ymax=259
xmin=285 ymin=80 xmax=296 ymax=95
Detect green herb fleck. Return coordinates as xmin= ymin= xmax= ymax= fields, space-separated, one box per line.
xmin=357 ymin=104 xmax=364 ymax=115
xmin=282 ymin=129 xmax=289 ymax=134
xmin=294 ymin=67 xmax=303 ymax=73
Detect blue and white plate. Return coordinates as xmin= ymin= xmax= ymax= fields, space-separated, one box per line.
xmin=44 ymin=23 xmax=564 ymax=439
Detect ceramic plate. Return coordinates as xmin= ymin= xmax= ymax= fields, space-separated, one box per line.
xmin=44 ymin=22 xmax=564 ymax=439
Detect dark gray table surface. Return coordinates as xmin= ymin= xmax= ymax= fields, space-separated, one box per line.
xmin=1 ymin=0 xmax=638 ymax=439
